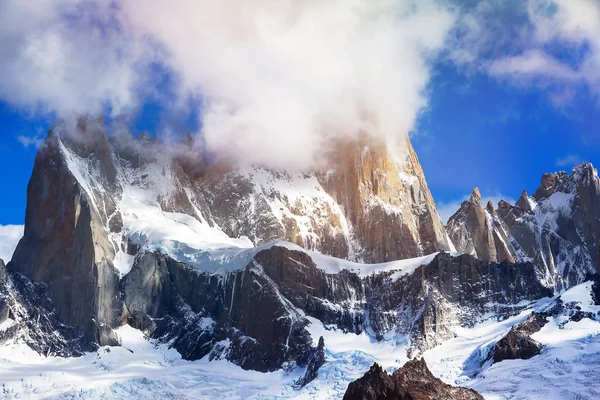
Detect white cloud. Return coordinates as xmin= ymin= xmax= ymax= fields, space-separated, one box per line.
xmin=0 ymin=225 xmax=23 ymax=263
xmin=556 ymin=153 xmax=583 ymax=168
xmin=120 ymin=0 xmax=456 ymax=170
xmin=0 ymin=0 xmax=456 ymax=170
xmin=17 ymin=134 xmax=44 ymax=149
xmin=488 ymin=49 xmax=581 ymax=82
xmin=483 ymin=0 xmax=600 ymax=95
xmin=437 ymin=192 xmax=516 ymax=225
xmin=3 ymin=0 xmax=598 ymax=169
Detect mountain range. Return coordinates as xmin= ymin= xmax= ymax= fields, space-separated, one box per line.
xmin=1 ymin=116 xmax=599 ymax=399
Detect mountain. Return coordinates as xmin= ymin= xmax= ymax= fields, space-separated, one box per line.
xmin=0 ymin=116 xmax=599 ymax=398
xmin=446 ymin=164 xmax=600 ymax=290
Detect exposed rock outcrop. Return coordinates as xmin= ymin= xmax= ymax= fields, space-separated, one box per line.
xmin=118 ymin=245 xmax=552 ymax=371
xmin=294 ymin=336 xmax=326 ymax=388
xmin=446 ymin=188 xmax=513 ymax=263
xmin=343 ymin=359 xmax=484 ymax=400
xmin=489 ymin=312 xmax=548 ymax=364
xmin=0 ymin=256 xmax=83 ymax=355
xmin=318 ymin=136 xmax=451 ymax=262
xmin=9 ymin=117 xmax=121 ymax=349
xmin=492 ymin=329 xmax=542 ymax=363
xmin=447 ymin=163 xmax=600 ymax=290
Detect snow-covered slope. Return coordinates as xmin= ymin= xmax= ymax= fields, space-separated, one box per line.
xmin=1 ymin=279 xmax=598 ymax=399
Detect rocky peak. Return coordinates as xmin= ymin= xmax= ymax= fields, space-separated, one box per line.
xmin=470 ymin=187 xmax=482 ymax=204
xmin=515 ymin=190 xmax=532 ymax=212
xmin=486 ymin=199 xmax=494 ymax=213
xmin=446 ymin=188 xmax=513 ymax=262
xmin=317 ymin=135 xmax=451 ymax=262
xmin=343 ymin=359 xmax=484 ymax=400
xmin=572 ymin=162 xmax=598 ymax=184
xmin=446 ymin=161 xmax=600 ymax=290
xmin=533 ymin=171 xmax=573 ymax=200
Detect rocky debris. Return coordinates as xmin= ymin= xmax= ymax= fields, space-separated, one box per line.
xmin=548 ymin=296 xmax=596 ymax=324
xmin=294 ymin=336 xmax=326 ymax=388
xmin=343 ymin=359 xmax=484 ymax=400
xmin=447 ymin=163 xmax=600 ymax=290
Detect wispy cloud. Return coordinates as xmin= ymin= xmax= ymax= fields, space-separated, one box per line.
xmin=0 ymin=224 xmax=23 ymax=262
xmin=17 ymin=134 xmax=44 ymax=149
xmin=556 ymin=153 xmax=583 ymax=168
xmin=488 ymin=49 xmax=581 ymax=82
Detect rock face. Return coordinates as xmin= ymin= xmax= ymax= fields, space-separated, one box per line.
xmin=117 ymin=245 xmax=552 ymax=372
xmin=447 ymin=163 xmax=600 ymax=290
xmin=343 ymin=359 xmax=484 ymax=400
xmin=0 ymin=257 xmax=83 ymax=355
xmin=294 ymin=336 xmax=326 ymax=388
xmin=446 ymin=188 xmax=514 ymax=264
xmin=492 ymin=327 xmax=543 ymax=363
xmin=9 ymin=118 xmax=121 ymax=348
xmin=318 ymin=137 xmax=452 ymax=262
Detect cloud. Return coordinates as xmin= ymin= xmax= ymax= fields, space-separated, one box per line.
xmin=2 ymin=0 xmax=598 ymax=170
xmin=488 ymin=49 xmax=581 ymax=82
xmin=0 ymin=0 xmax=151 ymax=116
xmin=17 ymin=134 xmax=44 ymax=149
xmin=0 ymin=0 xmax=456 ymax=170
xmin=556 ymin=153 xmax=583 ymax=168
xmin=483 ymin=0 xmax=600 ymax=96
xmin=437 ymin=192 xmax=516 ymax=224
xmin=0 ymin=225 xmax=23 ymax=263
xmin=121 ymin=0 xmax=457 ymax=170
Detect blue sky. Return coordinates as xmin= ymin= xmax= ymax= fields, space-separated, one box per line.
xmin=1 ymin=0 xmax=600 ymax=226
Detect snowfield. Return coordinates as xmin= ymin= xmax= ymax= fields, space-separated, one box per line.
xmin=1 ymin=282 xmax=599 ymax=399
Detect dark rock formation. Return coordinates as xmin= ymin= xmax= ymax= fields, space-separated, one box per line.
xmin=294 ymin=336 xmax=326 ymax=388
xmin=121 ymin=250 xmax=315 ymax=372
xmin=492 ymin=329 xmax=542 ymax=363
xmin=590 ymin=274 xmax=600 ymax=306
xmin=490 ymin=312 xmax=548 ymax=363
xmin=9 ymin=117 xmax=121 ymax=349
xmin=0 ymin=257 xmax=83 ymax=355
xmin=343 ymin=359 xmax=484 ymax=400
